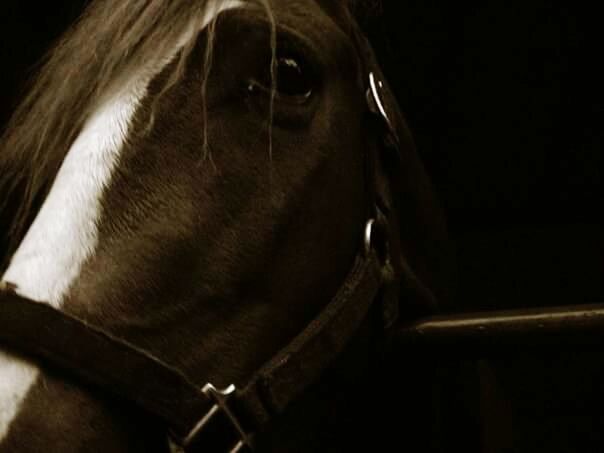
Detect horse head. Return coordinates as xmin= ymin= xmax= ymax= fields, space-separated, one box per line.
xmin=0 ymin=0 xmax=449 ymax=451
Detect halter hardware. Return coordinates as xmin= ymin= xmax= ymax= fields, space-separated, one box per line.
xmin=364 ymin=206 xmax=391 ymax=263
xmin=363 ymin=218 xmax=376 ymax=257
xmin=366 ymin=72 xmax=401 ymax=159
xmin=366 ymin=73 xmax=392 ymax=131
xmin=366 ymin=72 xmax=398 ymax=140
xmin=173 ymin=383 xmax=252 ymax=453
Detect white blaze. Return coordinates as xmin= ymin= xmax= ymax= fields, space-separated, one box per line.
xmin=0 ymin=0 xmax=241 ymax=441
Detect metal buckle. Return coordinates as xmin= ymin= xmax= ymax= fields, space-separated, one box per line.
xmin=176 ymin=383 xmax=252 ymax=453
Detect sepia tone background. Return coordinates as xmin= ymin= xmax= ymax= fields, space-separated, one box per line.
xmin=1 ymin=1 xmax=602 ymax=451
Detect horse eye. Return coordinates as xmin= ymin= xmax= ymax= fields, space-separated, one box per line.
xmin=247 ymin=55 xmax=314 ymax=103
xmin=274 ymin=57 xmax=313 ymax=99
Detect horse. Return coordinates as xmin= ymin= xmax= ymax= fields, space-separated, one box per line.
xmin=0 ymin=0 xmax=451 ymax=451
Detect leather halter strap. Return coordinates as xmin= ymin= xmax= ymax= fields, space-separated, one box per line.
xmin=0 ymin=246 xmax=385 ymax=451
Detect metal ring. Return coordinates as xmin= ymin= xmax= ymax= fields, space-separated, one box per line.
xmin=368 ymin=73 xmax=389 ymax=121
xmin=364 ymin=218 xmax=376 ymax=257
xmin=367 ymin=72 xmax=395 ymax=134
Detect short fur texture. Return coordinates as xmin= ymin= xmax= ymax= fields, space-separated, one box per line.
xmin=0 ymin=0 xmax=450 ymax=451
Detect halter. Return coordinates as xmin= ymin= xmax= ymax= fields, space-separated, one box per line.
xmin=0 ymin=54 xmax=428 ymax=452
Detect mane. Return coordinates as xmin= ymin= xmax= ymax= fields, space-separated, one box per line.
xmin=0 ymin=0 xmax=275 ymax=257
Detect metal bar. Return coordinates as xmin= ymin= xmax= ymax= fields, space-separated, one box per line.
xmin=394 ymin=303 xmax=604 ymax=356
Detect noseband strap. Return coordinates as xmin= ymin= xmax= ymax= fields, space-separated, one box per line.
xmin=0 ymin=243 xmax=386 ymax=451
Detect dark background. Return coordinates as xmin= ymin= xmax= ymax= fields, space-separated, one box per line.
xmin=0 ymin=1 xmax=602 ymax=451
xmin=0 ymin=2 xmax=602 ymax=311
xmin=363 ymin=2 xmax=603 ymax=312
